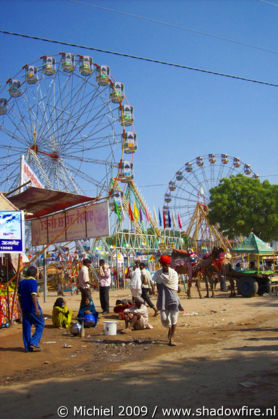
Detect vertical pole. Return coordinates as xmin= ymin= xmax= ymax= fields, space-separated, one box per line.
xmin=20 ymin=155 xmax=24 ymax=193
xmin=43 ymin=249 xmax=47 ymax=303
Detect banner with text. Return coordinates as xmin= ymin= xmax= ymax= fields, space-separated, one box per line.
xmin=31 ymin=201 xmax=110 ymax=246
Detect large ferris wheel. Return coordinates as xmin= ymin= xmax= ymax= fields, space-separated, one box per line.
xmin=0 ymin=52 xmax=137 ymax=196
xmin=163 ymin=154 xmax=259 ymax=248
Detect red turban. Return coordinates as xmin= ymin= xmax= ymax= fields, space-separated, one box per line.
xmin=159 ymin=255 xmax=171 ymax=265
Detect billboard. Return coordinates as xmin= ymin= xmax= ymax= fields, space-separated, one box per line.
xmin=0 ymin=211 xmax=25 ymax=253
xmin=31 ymin=201 xmax=110 ymax=246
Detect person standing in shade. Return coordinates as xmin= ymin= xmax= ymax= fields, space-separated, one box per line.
xmin=153 ymin=255 xmax=183 ymax=346
xmin=98 ymin=259 xmax=111 ymax=314
xmin=140 ymin=262 xmax=158 ymax=316
xmin=18 ymin=265 xmax=44 ymax=352
xmin=77 ymin=258 xmax=92 ymax=306
xmin=129 ymin=259 xmax=142 ymax=302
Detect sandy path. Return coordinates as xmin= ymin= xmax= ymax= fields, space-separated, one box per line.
xmin=0 ymin=288 xmax=278 ymax=418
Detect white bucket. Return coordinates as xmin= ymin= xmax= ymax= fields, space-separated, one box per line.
xmin=103 ymin=321 xmax=118 ymax=336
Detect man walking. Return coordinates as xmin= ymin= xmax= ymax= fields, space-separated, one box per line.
xmin=129 ymin=259 xmax=142 ymax=302
xmin=98 ymin=259 xmax=111 ymax=314
xmin=140 ymin=262 xmax=158 ymax=316
xmin=18 ymin=265 xmax=44 ymax=352
xmin=77 ymin=258 xmax=92 ymax=306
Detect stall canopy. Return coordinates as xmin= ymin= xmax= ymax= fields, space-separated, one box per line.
xmin=232 ymin=232 xmax=275 ymax=255
xmin=8 ymin=187 xmax=96 ymax=219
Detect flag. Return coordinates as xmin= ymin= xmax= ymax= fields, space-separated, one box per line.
xmin=163 ymin=209 xmax=167 ymax=229
xmin=168 ymin=210 xmax=172 ymax=228
xmin=128 ymin=202 xmax=134 ymax=222
xmin=153 ymin=207 xmax=158 ymax=225
xmin=178 ymin=212 xmax=182 ymax=229
xmin=145 ymin=207 xmax=150 ymax=223
xmin=158 ymin=209 xmax=162 ymax=227
xmin=172 ymin=211 xmax=176 ymax=229
xmin=133 ymin=202 xmax=139 ymax=222
xmin=139 ymin=207 xmax=143 ymax=223
xmin=114 ymin=199 xmax=122 ymax=222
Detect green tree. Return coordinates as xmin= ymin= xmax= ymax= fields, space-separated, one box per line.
xmin=208 ymin=174 xmax=278 ymax=241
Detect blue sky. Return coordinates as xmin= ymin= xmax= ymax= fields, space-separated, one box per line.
xmin=1 ymin=0 xmax=278 ymax=222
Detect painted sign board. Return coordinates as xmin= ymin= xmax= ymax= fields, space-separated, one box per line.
xmin=31 ymin=201 xmax=110 ymax=246
xmin=0 ymin=211 xmax=25 ymax=253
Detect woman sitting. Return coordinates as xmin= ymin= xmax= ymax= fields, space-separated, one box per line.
xmin=52 ymin=297 xmax=73 ymax=328
xmin=78 ymin=297 xmax=98 ymax=328
xmin=123 ymin=296 xmax=153 ymax=330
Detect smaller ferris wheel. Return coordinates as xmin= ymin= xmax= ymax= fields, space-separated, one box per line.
xmin=163 ymin=153 xmax=259 ymax=237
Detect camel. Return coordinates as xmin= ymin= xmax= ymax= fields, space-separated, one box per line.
xmin=171 ymin=247 xmax=224 ymax=298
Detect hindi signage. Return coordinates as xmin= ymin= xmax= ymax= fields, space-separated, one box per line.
xmin=0 ymin=211 xmax=25 ymax=253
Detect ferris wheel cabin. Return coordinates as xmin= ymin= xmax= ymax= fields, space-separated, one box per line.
xmin=0 ymin=98 xmax=8 ymax=115
xmin=185 ymin=162 xmax=192 ymax=172
xmin=164 ymin=193 xmax=171 ymax=203
xmin=221 ymin=154 xmax=229 ymax=164
xmin=168 ymin=181 xmax=176 ymax=191
xmin=209 ymin=153 xmax=216 ymax=164
xmin=118 ymin=161 xmax=134 ymax=182
xmin=110 ymin=82 xmax=124 ymax=103
xmin=41 ymin=56 xmax=56 ymax=75
xmin=244 ymin=164 xmax=252 ymax=175
xmin=23 ymin=65 xmax=39 ymax=84
xmin=123 ymin=132 xmax=137 ymax=154
xmin=59 ymin=53 xmax=75 ymax=72
xmin=96 ymin=66 xmax=110 ymax=86
xmin=176 ymin=171 xmax=183 ymax=181
xmin=119 ymin=105 xmax=134 ymax=126
xmin=77 ymin=55 xmax=93 ymax=76
xmin=196 ymin=156 xmax=204 ymax=166
xmin=6 ymin=79 xmax=22 ymax=97
xmin=233 ymin=157 xmax=241 ymax=168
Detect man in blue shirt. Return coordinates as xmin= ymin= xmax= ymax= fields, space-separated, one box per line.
xmin=18 ymin=265 xmax=44 ymax=352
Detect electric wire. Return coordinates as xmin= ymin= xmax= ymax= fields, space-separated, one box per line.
xmin=1 ymin=29 xmax=278 ymax=88
xmin=68 ymin=0 xmax=278 ymax=57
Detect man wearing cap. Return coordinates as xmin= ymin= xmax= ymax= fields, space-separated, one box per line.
xmin=77 ymin=258 xmax=92 ymax=306
xmin=153 ymin=255 xmax=183 ymax=346
xmin=129 ymin=259 xmax=142 ymax=302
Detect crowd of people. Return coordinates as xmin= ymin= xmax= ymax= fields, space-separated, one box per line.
xmin=17 ymin=254 xmax=183 ymax=352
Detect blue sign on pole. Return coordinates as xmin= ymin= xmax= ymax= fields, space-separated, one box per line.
xmin=0 ymin=211 xmax=25 ymax=253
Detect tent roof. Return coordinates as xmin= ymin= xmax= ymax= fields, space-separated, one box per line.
xmin=232 ymin=232 xmax=275 ymax=254
xmin=0 ymin=193 xmax=19 ymax=211
xmin=8 ymin=187 xmax=95 ymax=219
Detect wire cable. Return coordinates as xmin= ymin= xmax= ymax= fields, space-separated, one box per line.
xmin=1 ymin=29 xmax=278 ymax=87
xmin=68 ymin=0 xmax=278 ymax=57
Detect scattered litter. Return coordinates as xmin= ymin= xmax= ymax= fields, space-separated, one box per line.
xmin=228 ymin=322 xmax=234 ymax=325
xmin=70 ymin=354 xmax=77 ymax=358
xmin=44 ymin=317 xmax=48 ymax=320
xmin=210 ymin=310 xmax=218 ymax=314
xmin=81 ymin=345 xmax=87 ymax=348
xmin=239 ymin=381 xmax=257 ymax=388
xmin=43 ymin=361 xmax=50 ymax=364
xmin=63 ymin=344 xmax=72 ymax=348
xmin=44 ymin=341 xmax=56 ymax=344
xmin=183 ymin=312 xmax=199 ymax=316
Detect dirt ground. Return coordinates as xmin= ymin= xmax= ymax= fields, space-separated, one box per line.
xmin=1 ymin=285 xmax=278 ymax=419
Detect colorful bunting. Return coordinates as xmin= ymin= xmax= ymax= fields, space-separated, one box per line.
xmin=172 ymin=212 xmax=176 ymax=229
xmin=158 ymin=209 xmax=162 ymax=227
xmin=128 ymin=202 xmax=134 ymax=222
xmin=153 ymin=207 xmax=158 ymax=225
xmin=168 ymin=210 xmax=172 ymax=228
xmin=139 ymin=207 xmax=143 ymax=223
xmin=114 ymin=199 xmax=122 ymax=222
xmin=133 ymin=202 xmax=139 ymax=222
xmin=178 ymin=212 xmax=182 ymax=229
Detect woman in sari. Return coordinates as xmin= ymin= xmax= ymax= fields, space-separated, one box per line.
xmin=52 ymin=297 xmax=73 ymax=328
xmin=77 ymin=297 xmax=99 ymax=328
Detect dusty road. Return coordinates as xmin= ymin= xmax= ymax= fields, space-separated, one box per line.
xmin=0 ymin=287 xmax=278 ymax=418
